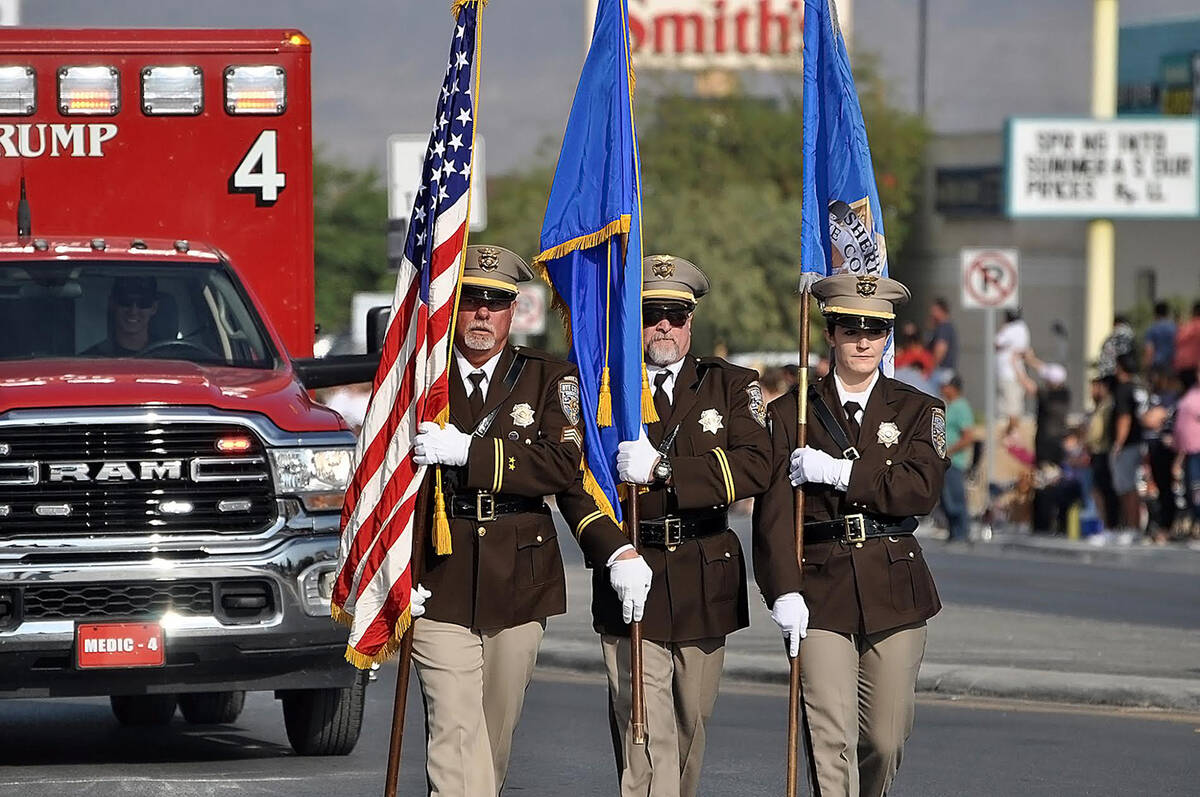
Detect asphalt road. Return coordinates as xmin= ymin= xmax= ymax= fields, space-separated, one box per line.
xmin=1 ymin=667 xmax=1197 ymax=796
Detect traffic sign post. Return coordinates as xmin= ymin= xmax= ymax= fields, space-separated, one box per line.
xmin=961 ymin=248 xmax=1020 ymax=517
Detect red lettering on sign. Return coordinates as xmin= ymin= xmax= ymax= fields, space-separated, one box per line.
xmin=628 ymin=0 xmax=804 ymax=58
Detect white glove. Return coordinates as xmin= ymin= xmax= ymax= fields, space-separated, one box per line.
xmin=770 ymin=592 xmax=809 ymax=658
xmin=609 ymin=555 xmax=653 ymax=624
xmin=789 ymin=446 xmax=852 ymax=490
xmin=796 ymin=271 xmax=822 ymax=294
xmin=410 ymin=584 xmax=432 ymax=619
xmin=413 ymin=421 xmax=471 ymax=467
xmin=616 ymin=430 xmax=661 ymax=485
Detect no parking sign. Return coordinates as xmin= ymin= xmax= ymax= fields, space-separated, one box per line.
xmin=960 ymin=248 xmax=1019 ymax=310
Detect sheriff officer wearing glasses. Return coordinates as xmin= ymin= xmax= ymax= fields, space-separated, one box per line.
xmin=752 ymin=273 xmax=946 ymax=797
xmin=595 ymin=254 xmax=772 ymax=797
xmin=409 ymin=245 xmax=587 ymax=797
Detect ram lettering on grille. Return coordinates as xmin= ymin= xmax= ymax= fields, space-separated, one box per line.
xmin=46 ymin=461 xmax=185 ymax=482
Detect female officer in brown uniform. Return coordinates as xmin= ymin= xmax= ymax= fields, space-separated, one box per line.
xmin=752 ymin=273 xmax=947 ymax=797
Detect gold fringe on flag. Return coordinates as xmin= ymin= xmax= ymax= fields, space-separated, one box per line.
xmin=582 ymin=465 xmax=618 ymax=524
xmin=342 ymin=607 xmax=412 ymax=670
xmin=330 ymin=602 xmax=353 ymax=628
xmin=450 ymin=0 xmax=487 ymax=20
xmin=433 ymin=467 xmax=453 ymax=555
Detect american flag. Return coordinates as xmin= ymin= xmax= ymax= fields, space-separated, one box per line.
xmin=331 ymin=2 xmax=480 ymax=667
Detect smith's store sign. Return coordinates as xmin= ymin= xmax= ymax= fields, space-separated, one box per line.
xmin=587 ymin=0 xmax=828 ymax=71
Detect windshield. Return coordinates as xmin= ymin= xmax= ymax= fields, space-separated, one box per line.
xmin=0 ymin=260 xmax=277 ymax=368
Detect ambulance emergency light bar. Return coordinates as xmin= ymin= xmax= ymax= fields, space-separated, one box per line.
xmin=141 ymin=66 xmax=203 ymax=115
xmin=0 ymin=66 xmax=35 ymax=115
xmin=58 ymin=66 xmax=119 ymax=115
xmin=223 ymin=65 xmax=285 ymax=115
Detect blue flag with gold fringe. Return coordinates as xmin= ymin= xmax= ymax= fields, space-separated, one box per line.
xmin=534 ymin=0 xmax=649 ymax=524
xmin=800 ymin=0 xmax=893 ymax=370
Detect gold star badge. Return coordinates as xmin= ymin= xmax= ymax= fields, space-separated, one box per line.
xmin=508 ymin=456 xmax=516 ymax=471
xmin=856 ymin=275 xmax=879 ymax=297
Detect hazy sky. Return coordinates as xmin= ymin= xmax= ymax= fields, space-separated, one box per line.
xmin=23 ymin=0 xmax=1200 ymax=174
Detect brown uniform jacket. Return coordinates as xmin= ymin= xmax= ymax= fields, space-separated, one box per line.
xmin=752 ymin=373 xmax=946 ymax=635
xmin=577 ymin=356 xmax=773 ymax=643
xmin=420 ymin=345 xmax=580 ymax=631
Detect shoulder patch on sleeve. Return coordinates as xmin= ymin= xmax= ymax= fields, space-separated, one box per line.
xmin=746 ymin=381 xmax=767 ymax=427
xmin=932 ymin=407 xmax=948 ymax=459
xmin=558 ymin=375 xmax=581 ymax=426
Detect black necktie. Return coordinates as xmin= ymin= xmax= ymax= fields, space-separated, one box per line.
xmin=468 ymin=371 xmax=486 ymax=421
xmin=843 ymin=401 xmax=862 ymax=441
xmin=653 ymin=370 xmax=672 ymax=424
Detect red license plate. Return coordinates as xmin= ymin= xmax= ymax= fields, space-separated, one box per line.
xmin=76 ymin=622 xmax=165 ymax=669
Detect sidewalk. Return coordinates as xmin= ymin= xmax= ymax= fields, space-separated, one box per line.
xmin=538 ymin=562 xmax=1200 ymax=713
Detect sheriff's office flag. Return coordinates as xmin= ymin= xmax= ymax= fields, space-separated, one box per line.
xmin=534 ymin=0 xmax=647 ymax=524
xmin=800 ymin=0 xmax=894 ymax=371
xmin=332 ymin=0 xmax=484 ymax=667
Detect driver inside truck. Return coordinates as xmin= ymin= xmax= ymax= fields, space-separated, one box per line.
xmin=85 ymin=275 xmax=160 ymax=356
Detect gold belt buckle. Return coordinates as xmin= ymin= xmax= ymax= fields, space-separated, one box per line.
xmin=663 ymin=517 xmax=683 ymax=549
xmin=844 ymin=513 xmax=867 ymax=544
xmin=476 ymin=491 xmax=496 ymax=522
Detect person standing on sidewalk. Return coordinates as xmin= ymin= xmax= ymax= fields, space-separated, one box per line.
xmin=1144 ymin=302 xmax=1177 ymax=376
xmin=752 ymin=273 xmax=946 ymax=797
xmin=926 ymin=296 xmax=958 ymax=384
xmin=1171 ymin=368 xmax=1200 ymax=532
xmin=995 ymin=308 xmax=1033 ymax=444
xmin=939 ymin=373 xmax=976 ymax=542
xmin=592 ymin=255 xmax=772 ymax=797
xmin=1108 ymin=353 xmax=1145 ymax=543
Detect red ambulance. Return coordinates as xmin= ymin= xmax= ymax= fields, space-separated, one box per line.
xmin=0 ymin=29 xmax=375 ymax=755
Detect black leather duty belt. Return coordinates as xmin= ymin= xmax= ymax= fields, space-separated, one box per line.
xmin=639 ymin=509 xmax=729 ymax=547
xmin=803 ymin=514 xmax=917 ymax=545
xmin=449 ymin=491 xmax=545 ymax=522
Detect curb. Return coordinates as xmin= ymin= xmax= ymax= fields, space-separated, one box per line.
xmin=537 ymin=640 xmax=1200 ymax=713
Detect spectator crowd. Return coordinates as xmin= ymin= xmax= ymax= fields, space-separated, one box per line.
xmin=891 ymin=297 xmax=1200 ymax=547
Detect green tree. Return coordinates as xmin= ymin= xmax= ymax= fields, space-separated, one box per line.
xmin=485 ymin=63 xmax=926 ymax=358
xmin=313 ymin=154 xmax=390 ymax=335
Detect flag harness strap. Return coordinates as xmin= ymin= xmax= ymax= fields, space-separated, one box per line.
xmin=807 ymin=385 xmax=860 ymax=461
xmin=470 ymin=352 xmax=528 ymax=437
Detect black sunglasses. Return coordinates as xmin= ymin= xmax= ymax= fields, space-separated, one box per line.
xmin=459 ymin=294 xmax=513 ymax=313
xmin=114 ymin=293 xmax=155 ymax=309
xmin=644 ymin=306 xmax=690 ymax=327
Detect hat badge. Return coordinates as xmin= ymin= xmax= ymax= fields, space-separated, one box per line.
xmin=856 ymin=274 xmax=879 ymax=297
xmin=651 ymin=255 xmax=675 ymax=280
xmin=478 ymin=247 xmax=501 ymax=272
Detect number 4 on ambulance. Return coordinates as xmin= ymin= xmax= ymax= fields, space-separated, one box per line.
xmin=76 ymin=622 xmax=165 ymax=669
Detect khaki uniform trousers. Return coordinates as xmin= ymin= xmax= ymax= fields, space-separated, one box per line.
xmin=411 ymin=617 xmax=545 ymax=797
xmin=799 ymin=622 xmax=927 ymax=797
xmin=602 ymin=634 xmax=726 ymax=797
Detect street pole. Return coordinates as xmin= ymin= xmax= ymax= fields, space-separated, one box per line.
xmin=983 ymin=307 xmax=996 ymax=534
xmin=1085 ymin=0 xmax=1118 ymax=371
xmin=916 ymin=0 xmax=928 ymax=117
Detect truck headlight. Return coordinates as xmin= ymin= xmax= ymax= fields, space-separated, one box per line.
xmin=268 ymin=447 xmax=354 ymax=512
xmin=298 ymin=561 xmax=339 ymax=617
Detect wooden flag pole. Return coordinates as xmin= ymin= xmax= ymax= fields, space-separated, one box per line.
xmin=786 ymin=290 xmax=812 ymax=797
xmin=382 ymin=480 xmax=431 ymax=797
xmin=625 ymin=486 xmax=648 ymax=745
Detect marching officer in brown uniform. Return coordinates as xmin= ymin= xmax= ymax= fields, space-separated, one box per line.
xmin=752 ymin=273 xmax=947 ymax=797
xmin=572 ymin=254 xmax=772 ymax=797
xmin=410 ymin=245 xmax=586 ymax=796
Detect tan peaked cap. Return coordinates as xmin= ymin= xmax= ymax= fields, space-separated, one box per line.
xmin=642 ymin=254 xmax=710 ymax=305
xmin=812 ymin=273 xmax=911 ymax=322
xmin=461 ymin=245 xmax=534 ymax=296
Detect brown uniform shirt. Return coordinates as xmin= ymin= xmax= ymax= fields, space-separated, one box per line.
xmin=752 ymin=373 xmax=946 ymax=635
xmin=420 ymin=346 xmax=582 ymax=631
xmin=575 ymin=356 xmax=773 ymax=643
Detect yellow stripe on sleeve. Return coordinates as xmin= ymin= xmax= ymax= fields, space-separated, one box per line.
xmin=712 ymin=448 xmax=735 ymax=504
xmin=574 ymin=510 xmax=605 ymax=540
xmin=492 ymin=439 xmax=504 ymax=493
